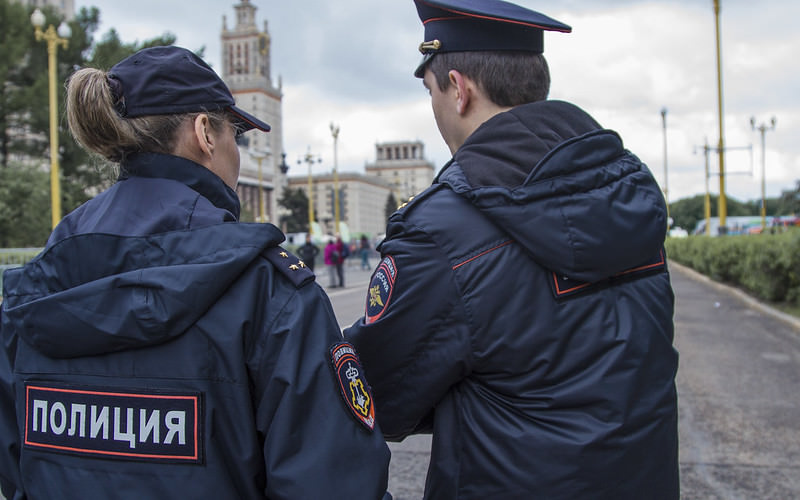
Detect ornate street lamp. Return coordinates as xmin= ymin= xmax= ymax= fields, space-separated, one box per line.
xmin=299 ymin=149 xmax=321 ymax=235
xmin=279 ymin=152 xmax=289 ymax=175
xmin=31 ymin=8 xmax=71 ymax=229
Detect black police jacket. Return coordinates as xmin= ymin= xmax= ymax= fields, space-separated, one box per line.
xmin=345 ymin=101 xmax=679 ymax=499
xmin=0 ymin=153 xmax=391 ymax=499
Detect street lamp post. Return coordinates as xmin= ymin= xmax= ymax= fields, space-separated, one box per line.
xmin=693 ymin=140 xmax=714 ymax=236
xmin=713 ymin=0 xmax=728 ymax=234
xmin=299 ymin=149 xmax=321 ymax=235
xmin=750 ymin=116 xmax=776 ymax=231
xmin=660 ymin=108 xmax=669 ymax=227
xmin=249 ymin=148 xmax=270 ymax=222
xmin=702 ymin=139 xmax=712 ymax=236
xmin=31 ymin=8 xmax=71 ymax=230
xmin=330 ymin=123 xmax=340 ymax=235
xmin=279 ymin=152 xmax=289 ymax=175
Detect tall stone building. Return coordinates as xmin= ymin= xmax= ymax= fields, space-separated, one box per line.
xmin=287 ymin=141 xmax=439 ymax=239
xmin=287 ymin=172 xmax=393 ymax=239
xmin=365 ymin=141 xmax=435 ymax=203
xmin=221 ymin=0 xmax=286 ymax=222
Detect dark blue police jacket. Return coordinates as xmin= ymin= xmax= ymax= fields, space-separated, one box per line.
xmin=345 ymin=101 xmax=679 ymax=499
xmin=0 ymin=153 xmax=391 ymax=499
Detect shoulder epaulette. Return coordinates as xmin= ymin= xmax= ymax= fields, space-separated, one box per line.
xmin=392 ymin=183 xmax=445 ymax=218
xmin=262 ymin=246 xmax=315 ymax=288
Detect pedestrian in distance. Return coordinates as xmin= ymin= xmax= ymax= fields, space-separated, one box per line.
xmin=324 ymin=238 xmax=341 ymax=288
xmin=335 ymin=235 xmax=348 ymax=288
xmin=0 ymin=45 xmax=391 ymax=500
xmin=296 ymin=233 xmax=320 ymax=271
xmin=360 ymin=234 xmax=371 ymax=270
xmin=344 ymin=1 xmax=679 ymax=499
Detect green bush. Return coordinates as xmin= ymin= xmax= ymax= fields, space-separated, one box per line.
xmin=665 ymin=229 xmax=800 ymax=306
xmin=0 ymin=248 xmax=43 ymax=299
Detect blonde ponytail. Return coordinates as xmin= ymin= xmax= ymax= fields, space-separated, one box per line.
xmin=66 ymin=68 xmax=195 ymax=163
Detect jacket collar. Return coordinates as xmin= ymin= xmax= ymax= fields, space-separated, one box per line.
xmin=120 ymin=152 xmax=241 ymax=219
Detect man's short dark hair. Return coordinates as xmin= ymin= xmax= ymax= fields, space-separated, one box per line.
xmin=428 ymin=51 xmax=551 ymax=107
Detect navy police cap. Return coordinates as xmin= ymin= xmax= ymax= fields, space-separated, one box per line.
xmin=413 ymin=0 xmax=571 ymax=77
xmin=108 ymin=46 xmax=270 ymax=132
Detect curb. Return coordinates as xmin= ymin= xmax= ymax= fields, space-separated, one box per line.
xmin=669 ymin=260 xmax=800 ymax=332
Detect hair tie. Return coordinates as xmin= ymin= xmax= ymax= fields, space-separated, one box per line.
xmin=106 ymin=75 xmax=127 ymax=116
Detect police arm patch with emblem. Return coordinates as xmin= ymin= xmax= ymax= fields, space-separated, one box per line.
xmin=365 ymin=256 xmax=397 ymax=324
xmin=329 ymin=342 xmax=375 ymax=431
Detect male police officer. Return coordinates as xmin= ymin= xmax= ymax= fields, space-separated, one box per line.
xmin=344 ymin=1 xmax=680 ymax=498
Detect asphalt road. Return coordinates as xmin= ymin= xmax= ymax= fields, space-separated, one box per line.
xmin=326 ymin=261 xmax=800 ymax=500
xmin=671 ymin=263 xmax=800 ymax=499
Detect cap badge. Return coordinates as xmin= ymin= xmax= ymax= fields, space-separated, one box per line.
xmin=419 ymin=40 xmax=442 ymax=53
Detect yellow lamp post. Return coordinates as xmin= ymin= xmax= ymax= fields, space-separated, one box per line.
xmin=31 ymin=8 xmax=71 ymax=230
xmin=299 ymin=149 xmax=321 ymax=235
xmin=330 ymin=122 xmax=340 ymax=235
xmin=750 ymin=116 xmax=776 ymax=231
xmin=712 ymin=0 xmax=728 ymax=234
xmin=250 ymin=148 xmax=270 ymax=222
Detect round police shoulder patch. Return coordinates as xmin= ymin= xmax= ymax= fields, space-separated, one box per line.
xmin=329 ymin=342 xmax=375 ymax=431
xmin=365 ymin=256 xmax=397 ymax=324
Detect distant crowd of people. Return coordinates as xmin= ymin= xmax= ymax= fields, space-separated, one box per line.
xmin=296 ymin=233 xmax=378 ymax=288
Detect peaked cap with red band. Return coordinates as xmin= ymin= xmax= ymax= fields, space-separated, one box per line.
xmin=413 ymin=0 xmax=571 ymax=77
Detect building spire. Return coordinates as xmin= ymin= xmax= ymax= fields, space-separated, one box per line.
xmin=234 ymin=0 xmax=257 ymax=30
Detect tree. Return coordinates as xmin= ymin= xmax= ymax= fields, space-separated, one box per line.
xmin=668 ymin=194 xmax=705 ymax=233
xmin=384 ymin=192 xmax=397 ymax=220
xmin=0 ymin=162 xmax=51 ymax=246
xmin=86 ymin=27 xmax=178 ymax=70
xmin=669 ymin=194 xmax=762 ymax=233
xmin=0 ymin=0 xmax=41 ymax=168
xmin=278 ymin=187 xmax=309 ymax=233
xmin=776 ymin=180 xmax=800 ymax=216
xmin=0 ymin=0 xmax=183 ymax=228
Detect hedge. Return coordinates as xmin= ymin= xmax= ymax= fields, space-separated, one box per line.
xmin=0 ymin=248 xmax=44 ymax=299
xmin=665 ymin=229 xmax=800 ymax=306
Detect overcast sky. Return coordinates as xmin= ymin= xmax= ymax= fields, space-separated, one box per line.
xmin=73 ymin=0 xmax=799 ymax=204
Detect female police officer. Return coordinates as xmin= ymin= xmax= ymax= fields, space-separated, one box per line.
xmin=0 ymin=46 xmax=390 ymax=499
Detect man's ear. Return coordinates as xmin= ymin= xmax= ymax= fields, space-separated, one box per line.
xmin=193 ymin=113 xmax=214 ymax=158
xmin=449 ymin=70 xmax=471 ymax=115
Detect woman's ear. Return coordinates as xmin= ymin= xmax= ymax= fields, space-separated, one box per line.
xmin=193 ymin=113 xmax=214 ymax=158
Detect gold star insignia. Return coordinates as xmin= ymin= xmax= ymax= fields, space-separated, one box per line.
xmin=280 ymin=251 xmax=289 ymax=258
xmin=289 ymin=264 xmax=299 ymax=271
xmin=298 ymin=260 xmax=307 ymax=268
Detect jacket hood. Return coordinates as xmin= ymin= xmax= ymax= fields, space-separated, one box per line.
xmin=2 ymin=223 xmax=284 ymax=359
xmin=439 ymin=101 xmax=667 ymax=282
